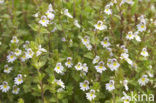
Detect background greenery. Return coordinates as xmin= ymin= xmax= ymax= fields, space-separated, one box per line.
xmin=0 ymin=0 xmax=155 ymax=103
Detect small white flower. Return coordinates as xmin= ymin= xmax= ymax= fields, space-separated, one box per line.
xmin=123 ymin=80 xmax=129 ymax=91
xmin=81 ymin=36 xmax=90 ymax=45
xmin=74 ymin=20 xmax=81 ymax=28
xmin=56 ymin=79 xmax=65 ymax=88
xmin=101 ymin=37 xmax=111 ymax=48
xmin=125 ymin=0 xmax=134 ymax=5
xmin=94 ymin=21 xmax=107 ymax=30
xmin=107 ymin=59 xmax=120 ymax=71
xmin=125 ymin=58 xmax=133 ymax=65
xmin=54 ymin=63 xmax=64 ymax=74
xmin=104 ymin=7 xmax=112 ymax=15
xmin=25 ymin=48 xmax=34 ymax=59
xmin=80 ymin=80 xmax=90 ymax=91
xmin=134 ymin=31 xmax=141 ymax=42
xmin=82 ymin=63 xmax=88 ymax=73
xmin=95 ymin=61 xmax=106 ymax=73
xmin=14 ymin=48 xmax=22 ymax=56
xmin=63 ymin=9 xmax=73 ymax=18
xmin=48 ymin=4 xmax=54 ymax=12
xmin=4 ymin=65 xmax=12 ymax=74
xmin=137 ymin=23 xmax=146 ymax=32
xmin=45 ymin=11 xmax=55 ymax=20
xmin=21 ymin=53 xmax=28 ymax=62
xmin=65 ymin=57 xmax=73 ymax=68
xmin=33 ymin=12 xmax=39 ymax=18
xmin=39 ymin=16 xmax=49 ymax=27
xmin=75 ymin=62 xmax=83 ymax=71
xmin=138 ymin=75 xmax=149 ymax=86
xmin=106 ymin=80 xmax=115 ymax=91
xmin=85 ymin=43 xmax=92 ymax=50
xmin=140 ymin=48 xmax=148 ymax=57
xmin=12 ymin=85 xmax=20 ymax=94
xmin=92 ymin=56 xmax=100 ymax=64
xmin=7 ymin=53 xmax=17 ymax=63
xmin=11 ymin=36 xmax=19 ymax=44
xmin=0 ymin=0 xmax=4 ymax=4
xmin=120 ymin=53 xmax=129 ymax=60
xmin=0 ymin=81 xmax=10 ymax=93
xmin=14 ymin=74 xmax=23 ymax=85
xmin=86 ymin=89 xmax=96 ymax=101
xmin=126 ymin=31 xmax=134 ymax=40
xmin=36 ymin=45 xmax=47 ymax=56
xmin=122 ymin=92 xmax=131 ymax=103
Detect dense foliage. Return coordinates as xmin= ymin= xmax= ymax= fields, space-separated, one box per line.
xmin=0 ymin=0 xmax=155 ymax=103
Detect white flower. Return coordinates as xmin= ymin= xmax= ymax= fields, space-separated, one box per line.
xmin=107 ymin=59 xmax=120 ymax=71
xmin=125 ymin=0 xmax=134 ymax=5
xmin=74 ymin=20 xmax=81 ymax=28
xmin=4 ymin=65 xmax=12 ymax=74
xmin=14 ymin=48 xmax=22 ymax=56
xmin=81 ymin=36 xmax=90 ymax=45
xmin=92 ymin=56 xmax=100 ymax=64
xmin=104 ymin=7 xmax=112 ymax=15
xmin=12 ymin=85 xmax=20 ymax=94
xmin=48 ymin=4 xmax=54 ymax=12
xmin=75 ymin=62 xmax=83 ymax=71
xmin=65 ymin=57 xmax=73 ymax=68
xmin=95 ymin=61 xmax=106 ymax=73
xmin=126 ymin=31 xmax=134 ymax=40
xmin=85 ymin=43 xmax=92 ymax=50
xmin=125 ymin=58 xmax=133 ymax=65
xmin=45 ymin=11 xmax=55 ymax=20
xmin=120 ymin=53 xmax=129 ymax=60
xmin=86 ymin=89 xmax=96 ymax=101
xmin=101 ymin=37 xmax=111 ymax=48
xmin=36 ymin=45 xmax=47 ymax=56
xmin=140 ymin=48 xmax=148 ymax=57
xmin=63 ymin=9 xmax=73 ymax=18
xmin=106 ymin=80 xmax=115 ymax=91
xmin=14 ymin=74 xmax=23 ymax=85
xmin=21 ymin=53 xmax=28 ymax=62
xmin=120 ymin=0 xmax=134 ymax=6
xmin=25 ymin=48 xmax=34 ymax=59
xmin=134 ymin=31 xmax=141 ymax=42
xmin=54 ymin=63 xmax=64 ymax=74
xmin=80 ymin=80 xmax=90 ymax=91
xmin=82 ymin=63 xmax=88 ymax=73
xmin=94 ymin=21 xmax=107 ymax=30
xmin=137 ymin=23 xmax=146 ymax=32
xmin=138 ymin=75 xmax=149 ymax=86
xmin=0 ymin=0 xmax=4 ymax=4
xmin=11 ymin=36 xmax=19 ymax=44
xmin=123 ymin=80 xmax=129 ymax=91
xmin=0 ymin=81 xmax=10 ymax=93
xmin=122 ymin=92 xmax=131 ymax=103
xmin=7 ymin=53 xmax=17 ymax=63
xmin=39 ymin=16 xmax=49 ymax=27
xmin=33 ymin=12 xmax=39 ymax=18
xmin=56 ymin=79 xmax=65 ymax=88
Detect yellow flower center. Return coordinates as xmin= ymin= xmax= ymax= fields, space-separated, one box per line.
xmin=3 ymin=85 xmax=7 ymax=89
xmin=57 ymin=66 xmax=60 ymax=69
xmin=10 ymin=55 xmax=14 ymax=59
xmin=42 ymin=20 xmax=46 ymax=23
xmin=18 ymin=78 xmax=22 ymax=82
xmin=113 ymin=63 xmax=117 ymax=66
xmin=142 ymin=78 xmax=145 ymax=82
xmin=141 ymin=25 xmax=144 ymax=28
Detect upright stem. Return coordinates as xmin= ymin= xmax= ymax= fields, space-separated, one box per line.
xmin=37 ymin=69 xmax=44 ymax=103
xmin=73 ymin=0 xmax=76 ymax=18
xmin=80 ymin=0 xmax=84 ymax=25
